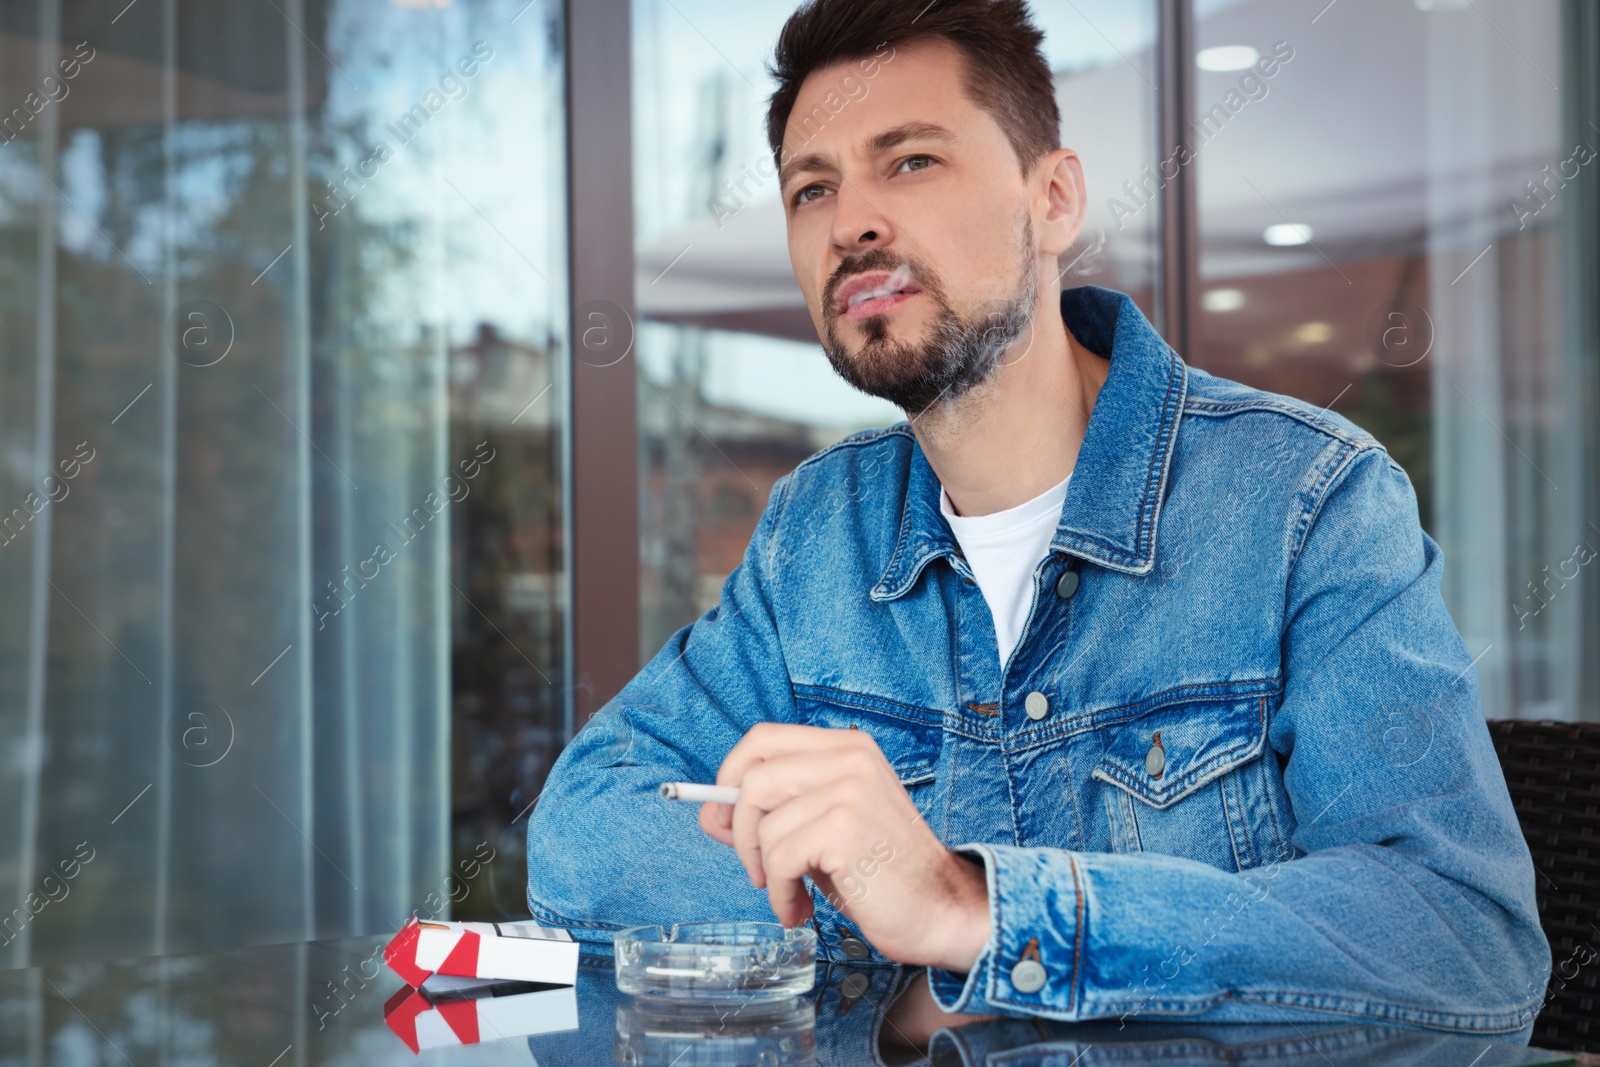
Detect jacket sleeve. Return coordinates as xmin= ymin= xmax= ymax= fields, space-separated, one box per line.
xmin=926 ymin=445 xmax=1551 ymax=1038
xmin=524 ymin=474 xmax=797 ymax=942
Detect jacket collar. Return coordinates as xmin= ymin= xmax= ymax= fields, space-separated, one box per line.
xmin=870 ymin=285 xmax=1187 ymax=602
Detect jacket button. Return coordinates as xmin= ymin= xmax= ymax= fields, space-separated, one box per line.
xmin=1024 ymin=691 xmax=1050 ymax=720
xmin=1055 ymin=569 xmax=1079 ymax=599
xmin=839 ymin=971 xmax=871 ymax=998
xmin=1145 ymin=743 xmax=1166 ymax=777
xmin=839 ymin=934 xmax=870 ymax=960
xmin=1010 ymin=958 xmax=1047 ymax=993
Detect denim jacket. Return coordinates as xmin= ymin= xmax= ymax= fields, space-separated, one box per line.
xmin=525 ymin=285 xmax=1550 ymax=1039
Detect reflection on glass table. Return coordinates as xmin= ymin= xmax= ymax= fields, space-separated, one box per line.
xmin=0 ymin=935 xmax=1579 ymax=1065
xmin=615 ymin=995 xmax=816 ymax=1066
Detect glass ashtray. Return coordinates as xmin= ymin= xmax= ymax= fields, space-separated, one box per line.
xmin=614 ymin=922 xmax=816 ymax=1001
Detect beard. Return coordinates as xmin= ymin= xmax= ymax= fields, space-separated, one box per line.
xmin=820 ymin=214 xmax=1039 ymax=417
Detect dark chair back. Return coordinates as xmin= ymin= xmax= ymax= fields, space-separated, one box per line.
xmin=1485 ymin=718 xmax=1600 ymax=1053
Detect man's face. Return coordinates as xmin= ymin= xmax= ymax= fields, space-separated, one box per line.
xmin=780 ymin=40 xmax=1043 ymax=416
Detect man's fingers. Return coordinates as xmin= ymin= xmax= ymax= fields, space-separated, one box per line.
xmin=761 ymin=816 xmax=841 ymax=927
xmin=752 ymin=784 xmax=848 ymax=864
xmin=698 ymin=800 xmax=734 ymax=846
xmin=730 ymin=789 xmax=768 ymax=886
xmin=737 ymin=750 xmax=859 ymax=813
xmin=704 ymin=726 xmax=909 ymax=921
xmin=729 ymin=751 xmax=859 ymax=887
xmin=716 ymin=722 xmax=874 ymax=790
xmin=773 ymin=883 xmax=816 ymax=928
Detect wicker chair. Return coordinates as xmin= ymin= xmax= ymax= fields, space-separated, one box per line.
xmin=1486 ymin=718 xmax=1600 ymax=1054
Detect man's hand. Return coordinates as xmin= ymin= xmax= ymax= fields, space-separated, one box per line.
xmin=696 ymin=722 xmax=991 ymax=973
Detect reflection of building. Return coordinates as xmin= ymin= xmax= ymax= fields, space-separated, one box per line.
xmin=637 ymin=315 xmax=858 ymax=659
xmin=448 ymin=319 xmax=564 ymax=621
xmin=446 ymin=321 xmax=564 ymax=922
xmin=447 ymin=320 xmax=838 ymax=673
xmin=450 ymin=322 xmax=560 ymax=429
xmin=639 ymin=361 xmax=827 ymax=657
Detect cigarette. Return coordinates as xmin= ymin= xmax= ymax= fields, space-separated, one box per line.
xmin=658 ymin=782 xmax=740 ymax=804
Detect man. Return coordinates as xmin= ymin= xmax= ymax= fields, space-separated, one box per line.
xmin=527 ymin=0 xmax=1550 ymax=1036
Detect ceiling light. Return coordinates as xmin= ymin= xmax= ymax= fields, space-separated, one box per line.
xmin=1202 ymin=288 xmax=1245 ymax=312
xmin=1196 ymin=46 xmax=1260 ymax=72
xmin=1264 ymin=223 xmax=1313 ymax=246
xmin=1293 ymin=321 xmax=1334 ymax=345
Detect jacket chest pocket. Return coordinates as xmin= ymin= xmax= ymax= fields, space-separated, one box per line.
xmin=1091 ymin=691 xmax=1284 ymax=873
xmin=791 ymin=684 xmax=941 ymax=789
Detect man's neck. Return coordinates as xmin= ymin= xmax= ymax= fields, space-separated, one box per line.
xmin=910 ymin=284 xmax=1111 ymax=518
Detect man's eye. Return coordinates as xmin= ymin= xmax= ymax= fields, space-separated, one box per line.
xmin=899 ymin=155 xmax=935 ymax=173
xmin=793 ymin=184 xmax=827 ymax=206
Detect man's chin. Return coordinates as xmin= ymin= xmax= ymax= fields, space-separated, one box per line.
xmin=829 ymin=316 xmax=929 ymax=354
xmin=824 ymin=342 xmax=926 ymax=402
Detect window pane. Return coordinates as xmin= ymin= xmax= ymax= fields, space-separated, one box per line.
xmin=630 ymin=0 xmax=1160 ymax=660
xmin=0 ymin=0 xmax=566 ymax=967
xmin=1189 ymin=0 xmax=1597 ymax=720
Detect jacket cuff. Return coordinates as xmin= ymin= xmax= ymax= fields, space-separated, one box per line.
xmin=925 ymin=843 xmax=1085 ymax=1018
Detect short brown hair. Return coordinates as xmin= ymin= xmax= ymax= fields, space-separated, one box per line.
xmin=765 ymin=0 xmax=1060 ymax=178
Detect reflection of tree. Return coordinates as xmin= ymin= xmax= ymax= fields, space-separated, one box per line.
xmin=2 ymin=0 xmax=570 ymax=999
xmin=16 ymin=76 xmax=436 ymax=962
xmin=449 ymin=409 xmax=564 ymax=922
xmin=1340 ymin=367 xmax=1433 ymax=535
xmin=658 ymin=329 xmax=708 ymax=642
xmin=47 ymin=114 xmax=368 ymax=956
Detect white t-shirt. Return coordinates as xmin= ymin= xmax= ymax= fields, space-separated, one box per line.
xmin=938 ymin=471 xmax=1072 ymax=672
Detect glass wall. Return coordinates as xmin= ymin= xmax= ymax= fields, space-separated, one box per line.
xmin=1189 ymin=0 xmax=1598 ymax=721
xmin=2 ymin=0 xmax=1594 ymax=981
xmin=629 ymin=0 xmax=1162 ymax=659
xmin=0 ymin=0 xmax=566 ymax=968
xmin=629 ymin=0 xmax=1598 ymax=721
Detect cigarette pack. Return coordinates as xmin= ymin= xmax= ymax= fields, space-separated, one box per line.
xmin=383 ymin=976 xmax=579 ymax=1053
xmin=383 ymin=915 xmax=580 ymax=988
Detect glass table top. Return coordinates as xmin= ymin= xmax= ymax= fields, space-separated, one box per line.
xmin=0 ymin=934 xmax=1577 ymax=1065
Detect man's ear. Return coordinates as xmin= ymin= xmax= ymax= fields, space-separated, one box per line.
xmin=1035 ymin=147 xmax=1086 ymax=257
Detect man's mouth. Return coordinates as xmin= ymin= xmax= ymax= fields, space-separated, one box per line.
xmin=845 ymin=287 xmax=920 ymax=321
xmin=835 ymin=264 xmax=921 ymax=322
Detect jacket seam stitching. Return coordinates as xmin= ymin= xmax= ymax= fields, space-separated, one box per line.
xmin=1006 ymin=678 xmax=1281 ymax=754
xmin=939 ymin=735 xmax=959 ymax=842
xmin=999 ymin=726 xmax=1024 ymax=848
xmin=1133 ymin=351 xmax=1185 ymax=561
xmin=1217 ymin=989 xmax=1541 ymax=1033
xmin=875 ymin=486 xmax=924 ymax=597
xmin=1057 ymin=533 xmax=1146 ymax=569
xmin=763 ymin=469 xmax=794 ymax=577
xmin=1076 ymin=988 xmax=1539 ymax=1032
xmin=993 ymin=984 xmax=1537 ymax=1033
xmin=1070 ymin=851 xmax=1084 ymax=1013
xmin=1286 ymin=440 xmax=1371 ymax=577
xmin=1258 ymin=730 xmax=1293 ymax=864
xmin=1091 ymin=692 xmax=1270 ymax=807
xmin=791 ymin=682 xmax=944 ymax=722
xmin=1218 ymin=760 xmax=1250 ymax=871
xmin=1092 ymin=735 xmax=1260 ymax=806
xmin=526 ymin=897 xmax=627 ymax=932
xmin=1182 ymin=397 xmax=1369 ymax=447
xmin=788 ymin=423 xmax=910 ymax=480
xmin=1058 ymin=350 xmax=1185 ymax=572
xmin=939 ymin=720 xmax=1004 ymax=743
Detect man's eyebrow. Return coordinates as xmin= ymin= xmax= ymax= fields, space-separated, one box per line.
xmin=779 ymin=121 xmax=959 ymax=192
